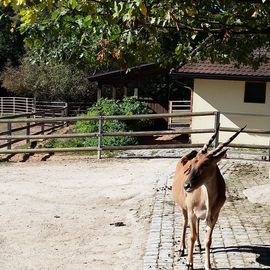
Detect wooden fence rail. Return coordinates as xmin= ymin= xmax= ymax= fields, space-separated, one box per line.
xmin=0 ymin=111 xmax=269 ymax=160
xmin=0 ymin=106 xmax=68 ymax=150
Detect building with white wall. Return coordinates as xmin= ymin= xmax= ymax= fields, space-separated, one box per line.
xmin=174 ymin=61 xmax=270 ymax=146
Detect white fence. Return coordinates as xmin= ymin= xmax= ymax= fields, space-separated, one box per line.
xmin=0 ymin=97 xmax=34 ymax=115
xmin=0 ymin=97 xmax=92 ymax=117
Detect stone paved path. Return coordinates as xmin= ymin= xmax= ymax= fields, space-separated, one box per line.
xmin=143 ymin=158 xmax=270 ymax=270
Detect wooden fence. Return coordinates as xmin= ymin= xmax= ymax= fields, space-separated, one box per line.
xmin=0 ymin=106 xmax=68 ymax=150
xmin=0 ymin=111 xmax=269 ymax=160
xmin=35 ymin=101 xmax=68 ymax=117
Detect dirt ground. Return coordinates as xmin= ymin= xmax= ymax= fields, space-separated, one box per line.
xmin=0 ymin=156 xmax=177 ymax=270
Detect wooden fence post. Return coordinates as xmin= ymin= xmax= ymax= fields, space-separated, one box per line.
xmin=268 ymin=139 xmax=270 ymax=162
xmin=26 ymin=114 xmax=30 ymax=144
xmin=64 ymin=103 xmax=68 ymax=127
xmin=7 ymin=122 xmax=12 ymax=149
xmin=41 ymin=112 xmax=45 ymax=134
xmin=52 ymin=111 xmax=55 ymax=131
xmin=214 ymin=111 xmax=220 ymax=148
xmin=97 ymin=115 xmax=103 ymax=159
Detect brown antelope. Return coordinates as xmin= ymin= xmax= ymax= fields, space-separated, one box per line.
xmin=172 ymin=125 xmax=245 ymax=270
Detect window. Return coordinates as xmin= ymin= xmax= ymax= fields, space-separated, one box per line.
xmin=244 ymin=82 xmax=266 ymax=104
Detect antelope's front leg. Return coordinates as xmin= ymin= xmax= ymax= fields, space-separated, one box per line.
xmin=204 ymin=217 xmax=218 ymax=270
xmin=186 ymin=213 xmax=197 ymax=270
xmin=180 ymin=209 xmax=188 ymax=256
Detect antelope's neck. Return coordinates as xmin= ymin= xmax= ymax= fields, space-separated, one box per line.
xmin=203 ymin=174 xmax=219 ymax=204
xmin=202 ymin=168 xmax=219 ymax=222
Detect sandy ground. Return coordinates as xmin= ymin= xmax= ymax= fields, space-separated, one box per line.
xmin=0 ymin=156 xmax=177 ymax=270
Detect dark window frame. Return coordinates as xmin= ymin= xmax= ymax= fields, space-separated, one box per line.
xmin=244 ymin=81 xmax=266 ymax=104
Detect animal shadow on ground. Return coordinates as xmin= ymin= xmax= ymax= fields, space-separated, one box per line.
xmin=205 ymin=245 xmax=270 ymax=270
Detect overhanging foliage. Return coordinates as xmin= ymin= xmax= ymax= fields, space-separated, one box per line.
xmin=1 ymin=0 xmax=269 ymax=70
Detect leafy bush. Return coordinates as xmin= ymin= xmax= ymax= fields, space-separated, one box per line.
xmin=75 ymin=97 xmax=153 ymax=146
xmin=47 ymin=97 xmax=154 ymax=148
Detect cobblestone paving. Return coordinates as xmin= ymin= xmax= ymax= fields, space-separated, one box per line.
xmin=143 ymin=157 xmax=270 ymax=270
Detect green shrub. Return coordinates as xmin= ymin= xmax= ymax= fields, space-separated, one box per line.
xmin=46 ymin=97 xmax=154 ymax=148
xmin=74 ymin=97 xmax=153 ymax=146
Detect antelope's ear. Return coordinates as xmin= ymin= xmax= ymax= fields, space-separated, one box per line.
xmin=180 ymin=156 xmax=188 ymax=165
xmin=180 ymin=150 xmax=198 ymax=165
xmin=211 ymin=149 xmax=228 ymax=163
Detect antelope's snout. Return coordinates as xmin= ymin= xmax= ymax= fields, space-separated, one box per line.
xmin=183 ymin=168 xmax=198 ymax=192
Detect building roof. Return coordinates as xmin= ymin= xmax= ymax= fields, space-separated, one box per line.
xmin=88 ymin=63 xmax=167 ymax=85
xmin=174 ymin=60 xmax=270 ymax=81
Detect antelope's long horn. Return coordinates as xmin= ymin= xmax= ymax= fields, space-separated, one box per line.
xmin=208 ymin=125 xmax=246 ymax=156
xmin=200 ymin=124 xmax=220 ymax=154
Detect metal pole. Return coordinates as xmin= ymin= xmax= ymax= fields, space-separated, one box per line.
xmin=214 ymin=111 xmax=220 ymax=148
xmin=13 ymin=97 xmax=15 ymax=114
xmin=33 ymin=97 xmax=36 ymax=115
xmin=97 ymin=115 xmax=103 ymax=159
xmin=168 ymin=101 xmax=172 ymax=129
xmin=26 ymin=98 xmax=28 ymax=113
xmin=1 ymin=97 xmax=3 ymax=116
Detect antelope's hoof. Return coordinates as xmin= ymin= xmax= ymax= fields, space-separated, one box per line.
xmin=186 ymin=262 xmax=193 ymax=270
xmin=195 ymin=243 xmax=202 ymax=253
xmin=179 ymin=248 xmax=185 ymax=256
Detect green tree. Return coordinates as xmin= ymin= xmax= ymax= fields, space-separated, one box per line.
xmin=0 ymin=6 xmax=24 ymax=70
xmin=1 ymin=59 xmax=97 ymax=101
xmin=1 ymin=0 xmax=269 ymax=69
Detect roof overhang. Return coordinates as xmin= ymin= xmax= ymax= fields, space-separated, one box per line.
xmin=88 ymin=63 xmax=168 ymax=85
xmin=171 ymin=72 xmax=270 ymax=82
xmin=172 ymin=57 xmax=270 ymax=82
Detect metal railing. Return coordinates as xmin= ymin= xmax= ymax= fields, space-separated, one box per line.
xmin=0 ymin=97 xmax=110 ymax=117
xmin=0 ymin=97 xmax=34 ymax=115
xmin=168 ymin=100 xmax=191 ymax=128
xmin=0 ymin=111 xmax=269 ymax=160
